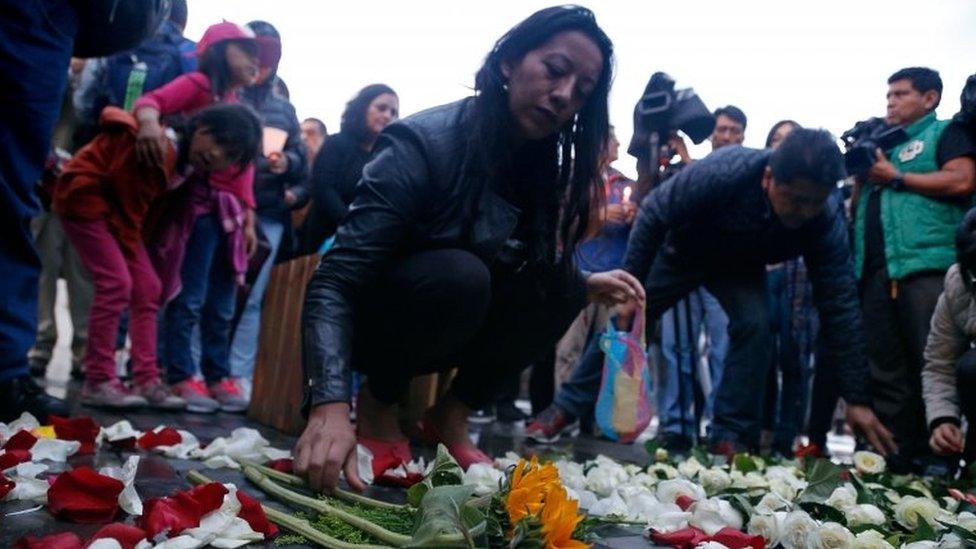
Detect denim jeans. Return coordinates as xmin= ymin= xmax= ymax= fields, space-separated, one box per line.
xmin=657 ymin=293 xmax=703 ymax=438
xmin=228 ymin=216 xmax=284 ymax=381
xmin=700 ymin=289 xmax=729 ymax=420
xmin=162 ymin=214 xmax=236 ymax=384
xmin=553 ymin=331 xmax=605 ymax=420
xmin=0 ymin=0 xmax=77 ymax=381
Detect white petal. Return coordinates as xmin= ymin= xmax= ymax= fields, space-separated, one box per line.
xmin=29 ymin=438 xmax=80 ymax=462
xmin=355 ymin=444 xmax=374 ymax=485
xmin=203 ymin=456 xmax=241 ymax=470
xmin=151 ymin=535 xmax=202 ymax=549
xmin=1 ymin=413 xmax=41 ymax=441
xmin=98 ymin=420 xmax=142 ymax=443
xmin=88 ymin=540 xmax=124 ymax=549
xmin=261 ymin=446 xmax=291 ymax=461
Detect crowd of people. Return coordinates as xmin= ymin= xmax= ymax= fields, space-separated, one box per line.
xmin=1 ymin=2 xmax=974 ymax=496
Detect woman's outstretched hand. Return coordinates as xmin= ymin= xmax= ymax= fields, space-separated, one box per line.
xmin=586 ymin=269 xmax=645 ymax=307
xmin=294 ymin=402 xmax=366 ymax=494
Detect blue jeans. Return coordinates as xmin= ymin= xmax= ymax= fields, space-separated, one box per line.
xmin=228 ymin=216 xmax=284 ymax=380
xmin=554 ymin=330 xmax=605 ymax=419
xmin=700 ymin=289 xmax=729 ymax=420
xmin=0 ymin=0 xmax=77 ymax=381
xmin=163 ymin=214 xmax=236 ymax=384
xmin=658 ymin=293 xmax=703 ymax=438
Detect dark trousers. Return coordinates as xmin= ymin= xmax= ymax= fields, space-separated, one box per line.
xmin=862 ymin=268 xmax=944 ymax=459
xmin=163 ymin=214 xmax=237 ymax=384
xmin=354 ymin=249 xmax=586 ymax=409
xmin=0 ymin=0 xmax=78 ymax=381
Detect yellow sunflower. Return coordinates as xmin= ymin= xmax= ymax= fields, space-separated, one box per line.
xmin=540 ymin=485 xmax=588 ymax=549
xmin=506 ymin=457 xmax=561 ymax=525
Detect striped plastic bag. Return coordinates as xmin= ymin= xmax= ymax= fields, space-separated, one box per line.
xmin=594 ymin=306 xmax=653 ymax=443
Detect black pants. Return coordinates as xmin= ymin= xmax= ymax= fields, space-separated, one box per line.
xmin=861 ymin=268 xmax=944 ymax=460
xmin=643 ymin=253 xmax=773 ymax=449
xmin=352 ymin=249 xmax=586 ymax=409
xmin=954 ymin=349 xmax=976 ymax=463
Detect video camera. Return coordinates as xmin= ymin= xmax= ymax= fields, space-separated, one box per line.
xmin=627 ymin=72 xmax=715 ymax=185
xmin=840 ymin=117 xmax=909 ymax=178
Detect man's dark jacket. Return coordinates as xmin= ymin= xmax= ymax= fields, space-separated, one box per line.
xmin=623 ymin=145 xmax=870 ymax=405
xmin=302 ymin=98 xmax=585 ymax=408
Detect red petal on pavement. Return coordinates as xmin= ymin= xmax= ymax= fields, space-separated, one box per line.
xmin=376 ymin=472 xmax=424 ymax=488
xmin=0 ymin=473 xmax=15 ymax=499
xmin=138 ymin=482 xmax=228 ymax=539
xmin=0 ymin=449 xmax=32 ymax=470
xmin=711 ymin=527 xmax=766 ymax=549
xmin=85 ymin=523 xmax=148 ymax=549
xmin=50 ymin=416 xmax=100 ymax=456
xmin=267 ymin=458 xmax=293 ymax=473
xmin=136 ymin=427 xmax=182 ymax=450
xmin=236 ymin=490 xmax=278 ymax=538
xmin=13 ymin=532 xmax=83 ymax=549
xmin=675 ymin=494 xmax=696 ymax=511
xmin=47 ymin=467 xmax=124 ymax=524
xmin=4 ymin=430 xmax=38 ymax=452
xmin=647 ymin=527 xmax=710 ymax=549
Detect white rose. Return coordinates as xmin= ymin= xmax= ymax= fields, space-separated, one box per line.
xmin=730 ymin=470 xmax=768 ymax=493
xmin=647 ymin=462 xmax=679 ymax=480
xmin=852 ymin=451 xmax=886 ymax=475
xmin=781 ymin=510 xmax=819 ymax=549
xmin=655 ymin=447 xmax=670 ymax=462
xmin=938 ymin=533 xmax=966 ymax=549
xmin=564 ymin=487 xmax=599 ymax=510
xmin=627 ymin=472 xmax=658 ymax=489
xmin=901 ymin=542 xmax=939 ymax=549
xmin=894 ymin=496 xmax=941 ymax=530
xmin=825 ymin=484 xmax=858 ymax=512
xmin=678 ymin=456 xmax=705 ymax=479
xmin=700 ymin=467 xmax=733 ymax=495
xmin=769 ymin=477 xmax=799 ymax=501
xmin=755 ymin=492 xmax=790 ymax=513
xmin=942 ymin=497 xmax=960 ymax=514
xmin=956 ymin=511 xmax=976 ymax=532
xmin=645 ymin=504 xmax=692 ymax=534
xmin=688 ymin=497 xmax=743 ymax=535
xmin=461 ymin=463 xmax=504 ymax=495
xmin=586 ymin=463 xmax=629 ymax=497
xmin=656 ymin=478 xmax=706 ymax=504
xmin=807 ymin=521 xmax=855 ymax=549
xmin=555 ymin=460 xmax=586 ymax=490
xmin=628 ymin=493 xmax=669 ymax=522
xmin=747 ymin=512 xmax=784 ymax=547
xmin=883 ymin=489 xmax=901 ymax=505
xmin=493 ymin=451 xmax=521 ymax=471
xmin=852 ymin=529 xmax=895 ymax=549
xmin=624 ymin=463 xmax=644 ymax=476
xmin=695 ymin=542 xmax=731 ymax=549
xmin=846 ymin=504 xmax=886 ymax=527
xmin=908 ymin=480 xmax=934 ymax=499
xmin=588 ymin=491 xmax=628 ymax=518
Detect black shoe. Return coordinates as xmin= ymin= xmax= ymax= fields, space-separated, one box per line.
xmin=468 ymin=406 xmax=496 ymax=424
xmin=654 ymin=432 xmax=694 ymax=454
xmin=496 ymin=400 xmax=529 ymax=423
xmin=0 ymin=376 xmax=71 ymax=423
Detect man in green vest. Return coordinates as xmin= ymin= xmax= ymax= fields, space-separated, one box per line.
xmin=856 ymin=66 xmax=976 ymax=472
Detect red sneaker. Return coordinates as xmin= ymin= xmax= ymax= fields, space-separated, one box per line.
xmin=417 ymin=414 xmax=491 ymax=470
xmin=525 ymin=405 xmax=579 ymax=444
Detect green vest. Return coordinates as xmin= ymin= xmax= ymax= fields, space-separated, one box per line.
xmin=854 ymin=112 xmax=963 ymax=280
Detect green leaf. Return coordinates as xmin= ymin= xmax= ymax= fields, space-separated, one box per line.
xmin=406 ymin=485 xmax=484 ymax=548
xmin=939 ymin=520 xmax=976 ymax=544
xmin=797 ymin=459 xmax=843 ymax=504
xmin=407 ymin=444 xmax=465 ymax=507
xmin=849 ymin=524 xmax=886 ymax=535
xmin=885 ymin=533 xmax=903 ymax=547
xmin=799 ymin=501 xmax=848 ymax=526
xmin=724 ymin=494 xmax=755 ymax=520
xmin=850 ymin=472 xmax=880 ymax=506
xmin=907 ymin=516 xmax=939 ymax=543
xmin=691 ymin=446 xmax=714 ymax=468
xmin=733 ymin=453 xmax=758 ymax=473
xmin=643 ymin=439 xmax=661 ymax=465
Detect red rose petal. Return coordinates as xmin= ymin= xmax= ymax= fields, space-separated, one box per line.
xmin=267 ymin=458 xmax=293 ymax=473
xmin=50 ymin=416 xmax=100 ymax=456
xmin=648 ymin=527 xmax=709 ymax=549
xmin=85 ymin=523 xmax=148 ymax=549
xmin=376 ymin=471 xmax=424 ymax=488
xmin=711 ymin=527 xmax=766 ymax=549
xmin=13 ymin=532 xmax=83 ymax=549
xmin=47 ymin=467 xmax=124 ymax=524
xmin=0 ymin=449 xmax=32 ymax=470
xmin=4 ymin=430 xmax=38 ymax=452
xmin=0 ymin=473 xmax=15 ymax=499
xmin=138 ymin=482 xmax=228 ymax=539
xmin=675 ymin=494 xmax=696 ymax=511
xmin=236 ymin=490 xmax=278 ymax=538
xmin=136 ymin=427 xmax=182 ymax=450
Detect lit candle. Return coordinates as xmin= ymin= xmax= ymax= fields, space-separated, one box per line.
xmin=622 ymin=185 xmax=632 ymax=203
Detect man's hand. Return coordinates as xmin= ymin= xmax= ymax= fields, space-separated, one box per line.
xmin=868 ymin=149 xmax=901 ymax=183
xmin=929 ymin=422 xmax=965 ymax=455
xmin=294 ymin=402 xmax=366 ymax=494
xmin=268 ymin=152 xmax=289 ymax=175
xmin=604 ymin=204 xmax=628 ymax=224
xmin=846 ymin=404 xmax=898 ymax=456
xmin=586 ymin=270 xmax=645 ymax=307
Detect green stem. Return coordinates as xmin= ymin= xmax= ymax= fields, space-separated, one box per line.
xmin=263 ymin=505 xmax=392 ymax=549
xmin=238 ymin=459 xmax=406 ymax=511
xmin=243 ymin=465 xmax=412 ymax=546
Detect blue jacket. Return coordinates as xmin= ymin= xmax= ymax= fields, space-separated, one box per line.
xmin=623 ymin=145 xmax=870 ymax=405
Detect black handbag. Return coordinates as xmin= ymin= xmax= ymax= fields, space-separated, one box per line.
xmin=73 ymin=0 xmax=170 ymax=58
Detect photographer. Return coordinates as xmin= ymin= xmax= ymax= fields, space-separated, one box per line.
xmin=622 ymin=129 xmax=896 ymax=455
xmin=854 ymin=67 xmax=976 ymax=471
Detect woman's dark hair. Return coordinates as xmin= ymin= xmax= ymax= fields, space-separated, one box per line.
xmin=472 ymin=5 xmax=614 ymax=267
xmin=197 ymin=39 xmax=259 ymax=99
xmin=764 ymin=119 xmax=801 ymax=149
xmin=339 ymin=84 xmax=397 ymax=145
xmin=178 ymin=103 xmax=263 ymax=173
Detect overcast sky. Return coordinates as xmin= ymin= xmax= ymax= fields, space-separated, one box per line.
xmin=186 ymin=0 xmax=976 ymax=176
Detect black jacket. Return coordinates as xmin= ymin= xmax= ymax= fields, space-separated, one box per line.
xmin=302 ymin=98 xmax=584 ymax=407
xmin=624 ymin=145 xmax=870 ymax=405
xmin=298 ymin=132 xmax=370 ymax=254
xmin=240 ymin=80 xmax=309 ymax=224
